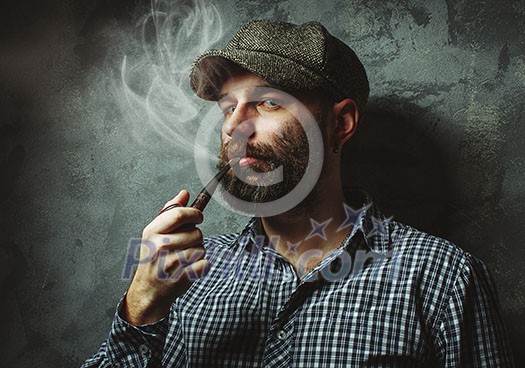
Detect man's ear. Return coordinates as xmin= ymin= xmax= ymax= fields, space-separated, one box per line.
xmin=332 ymin=98 xmax=359 ymax=150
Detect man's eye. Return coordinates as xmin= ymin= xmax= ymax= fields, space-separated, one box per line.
xmin=260 ymin=99 xmax=281 ymax=109
xmin=222 ymin=105 xmax=236 ymax=115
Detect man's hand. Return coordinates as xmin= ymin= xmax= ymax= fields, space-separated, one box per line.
xmin=123 ymin=190 xmax=210 ymax=325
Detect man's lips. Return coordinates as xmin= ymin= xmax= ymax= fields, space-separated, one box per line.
xmin=238 ymin=157 xmax=259 ymax=167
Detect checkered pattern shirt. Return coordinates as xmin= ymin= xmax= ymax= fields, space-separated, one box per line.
xmin=82 ymin=201 xmax=514 ymax=367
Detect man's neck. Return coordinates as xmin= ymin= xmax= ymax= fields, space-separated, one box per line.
xmin=260 ymin=181 xmax=351 ymax=274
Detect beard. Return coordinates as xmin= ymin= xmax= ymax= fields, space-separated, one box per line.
xmin=217 ymin=122 xmax=310 ymax=203
xmin=217 ymin=105 xmax=329 ymax=206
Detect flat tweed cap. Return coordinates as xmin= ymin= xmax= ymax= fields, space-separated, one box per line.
xmin=190 ymin=20 xmax=369 ymax=113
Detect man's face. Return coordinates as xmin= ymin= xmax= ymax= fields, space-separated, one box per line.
xmin=216 ymin=72 xmax=328 ymax=204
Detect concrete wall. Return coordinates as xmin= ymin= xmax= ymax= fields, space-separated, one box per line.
xmin=1 ymin=0 xmax=523 ymax=366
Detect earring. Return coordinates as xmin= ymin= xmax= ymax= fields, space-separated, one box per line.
xmin=333 ymin=145 xmax=339 ymax=154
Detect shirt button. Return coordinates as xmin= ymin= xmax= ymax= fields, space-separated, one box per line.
xmin=138 ymin=344 xmax=149 ymax=354
xmin=277 ymin=330 xmax=287 ymax=340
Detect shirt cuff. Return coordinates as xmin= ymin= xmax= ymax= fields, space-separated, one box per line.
xmin=105 ymin=295 xmax=169 ymax=367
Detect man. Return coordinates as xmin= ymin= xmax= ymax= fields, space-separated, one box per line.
xmin=83 ymin=20 xmax=514 ymax=367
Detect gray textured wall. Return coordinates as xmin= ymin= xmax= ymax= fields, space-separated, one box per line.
xmin=1 ymin=0 xmax=523 ymax=366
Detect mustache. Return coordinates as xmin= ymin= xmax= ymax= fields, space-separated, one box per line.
xmin=220 ymin=141 xmax=278 ymax=162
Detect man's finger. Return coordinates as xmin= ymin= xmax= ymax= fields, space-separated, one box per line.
xmin=152 ymin=228 xmax=204 ymax=251
xmin=161 ymin=246 xmax=206 ymax=273
xmin=160 ymin=190 xmax=190 ymax=213
xmin=147 ymin=207 xmax=203 ymax=235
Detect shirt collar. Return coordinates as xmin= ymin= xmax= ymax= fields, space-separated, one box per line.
xmin=355 ymin=201 xmax=392 ymax=255
xmin=226 ymin=189 xmax=393 ymax=256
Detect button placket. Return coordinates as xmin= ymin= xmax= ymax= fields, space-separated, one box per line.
xmin=276 ymin=330 xmax=288 ymax=340
xmin=138 ymin=344 xmax=149 ymax=354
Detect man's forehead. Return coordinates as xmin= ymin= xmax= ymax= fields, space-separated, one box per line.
xmin=217 ymin=71 xmax=321 ymax=105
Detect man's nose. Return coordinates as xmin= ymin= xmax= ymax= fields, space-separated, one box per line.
xmin=222 ymin=103 xmax=257 ymax=139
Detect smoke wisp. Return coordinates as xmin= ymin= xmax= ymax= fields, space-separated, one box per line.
xmin=120 ymin=0 xmax=224 ymax=157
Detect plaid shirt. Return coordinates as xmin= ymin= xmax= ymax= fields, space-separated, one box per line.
xmin=82 ymin=201 xmax=514 ymax=367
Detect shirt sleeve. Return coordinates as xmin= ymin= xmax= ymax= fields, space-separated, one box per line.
xmin=434 ymin=253 xmax=515 ymax=367
xmin=80 ymin=296 xmax=180 ymax=368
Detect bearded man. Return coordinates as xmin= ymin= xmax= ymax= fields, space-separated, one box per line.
xmin=83 ymin=20 xmax=514 ymax=367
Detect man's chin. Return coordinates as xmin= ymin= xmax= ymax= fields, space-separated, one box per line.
xmin=220 ymin=181 xmax=290 ymax=204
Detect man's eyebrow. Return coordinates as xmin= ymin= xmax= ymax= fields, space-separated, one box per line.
xmin=217 ymin=84 xmax=285 ymax=101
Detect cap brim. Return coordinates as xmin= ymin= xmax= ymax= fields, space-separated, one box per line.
xmin=190 ymin=48 xmax=336 ymax=101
